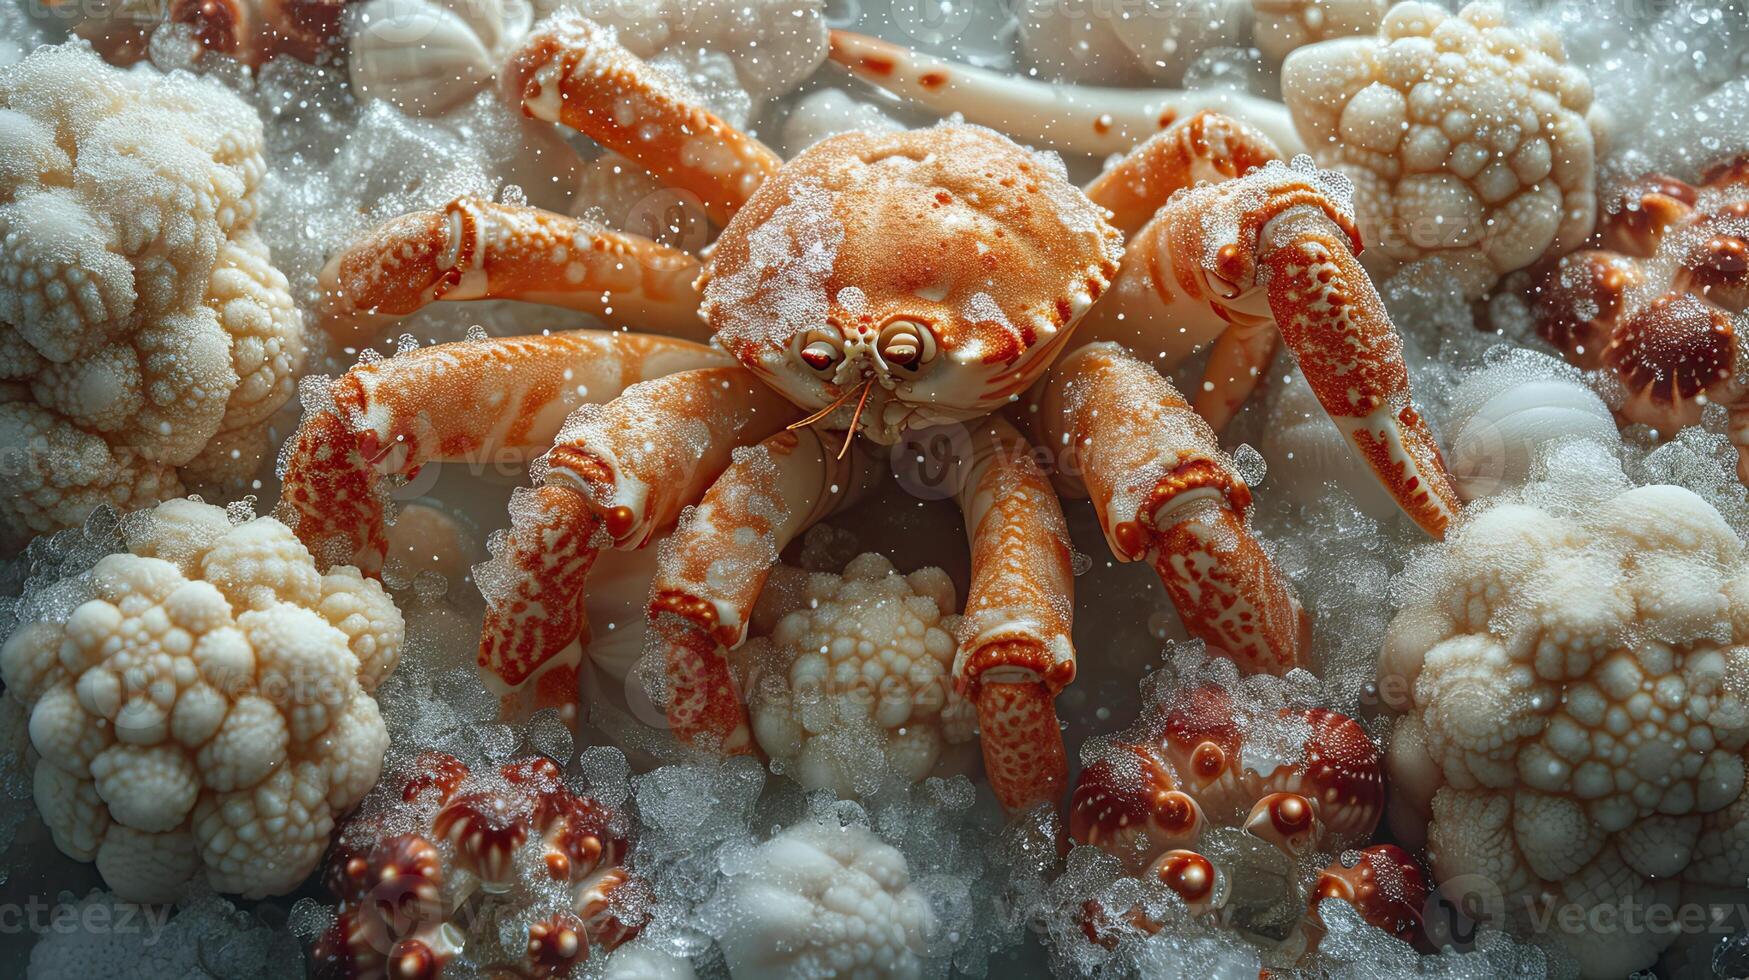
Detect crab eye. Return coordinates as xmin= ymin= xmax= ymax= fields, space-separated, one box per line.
xmin=878 ymin=319 xmax=935 ymax=372
xmin=799 ymin=340 xmax=841 ymax=373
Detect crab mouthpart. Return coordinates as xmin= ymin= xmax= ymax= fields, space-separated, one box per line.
xmin=787 ymin=378 xmax=878 ymax=459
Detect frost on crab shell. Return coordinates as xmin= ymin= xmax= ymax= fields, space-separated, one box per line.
xmin=700 ymin=175 xmax=844 ymax=371
xmin=1384 ymin=439 xmax=1749 ymax=977
xmin=730 ymin=553 xmax=978 ymax=799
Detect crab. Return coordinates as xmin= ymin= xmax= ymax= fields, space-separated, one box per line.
xmin=311 ymin=752 xmax=640 ymax=978
xmin=279 ymin=12 xmax=1460 ymax=812
xmin=1069 ymin=681 xmax=1426 ymax=953
xmin=1529 ymin=156 xmax=1749 ymax=483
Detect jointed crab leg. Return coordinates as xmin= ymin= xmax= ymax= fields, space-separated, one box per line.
xmin=480 ymin=366 xmax=797 ymax=722
xmin=824 ymin=31 xmax=1305 ymax=157
xmin=505 ymin=14 xmax=784 ymax=225
xmin=317 ymin=196 xmax=709 ymax=344
xmin=1033 ymin=343 xmax=1309 ymax=674
xmin=1084 ymin=159 xmax=1461 ymax=537
xmin=950 ymin=416 xmax=1077 ymax=812
xmin=277 ymin=330 xmax=725 ymax=573
xmin=649 ymin=428 xmax=875 ymax=751
xmin=1083 ymin=111 xmax=1282 ymax=237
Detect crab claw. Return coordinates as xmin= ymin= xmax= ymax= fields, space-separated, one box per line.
xmin=1256 ymin=198 xmax=1460 ymax=538
xmin=1076 ymin=148 xmax=1459 ymax=536
xmin=317 ymin=196 xmax=706 ymax=345
xmin=650 ymin=427 xmax=874 ymax=751
xmin=1084 ymin=110 xmax=1283 ymax=237
xmin=1035 ymin=344 xmax=1309 ymax=675
xmin=823 ymin=30 xmax=1304 ymax=157
xmin=949 ymin=418 xmax=1077 ymax=812
xmin=478 ymin=487 xmax=601 ymax=727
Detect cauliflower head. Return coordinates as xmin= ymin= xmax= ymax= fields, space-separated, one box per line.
xmin=1281 ymin=2 xmax=1602 ymax=298
xmin=734 ymin=553 xmax=976 ymax=799
xmin=0 ymin=498 xmax=402 ymax=902
xmin=1383 ymin=471 xmax=1749 ymax=976
xmin=0 ymin=43 xmax=305 ymax=550
xmin=714 ymin=819 xmax=936 ymax=980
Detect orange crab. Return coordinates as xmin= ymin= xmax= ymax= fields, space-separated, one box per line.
xmin=278 ymin=12 xmax=1460 ymax=813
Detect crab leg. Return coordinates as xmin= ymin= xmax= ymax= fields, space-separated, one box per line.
xmin=480 ymin=367 xmax=797 ymax=722
xmin=1085 ymin=158 xmax=1461 ymax=537
xmin=949 ymin=416 xmax=1076 ymax=812
xmin=277 ymin=330 xmax=725 ymax=572
xmin=824 ymin=31 xmax=1304 ymax=157
xmin=1035 ymin=343 xmax=1309 ymax=674
xmin=1081 ymin=112 xmax=1286 ymax=428
xmin=1258 ymin=207 xmax=1461 ymax=536
xmin=1083 ymin=111 xmax=1282 ymax=237
xmin=504 ymin=14 xmax=783 ymax=225
xmin=317 ymin=196 xmax=708 ymax=344
xmin=648 ymin=428 xmax=875 ymax=751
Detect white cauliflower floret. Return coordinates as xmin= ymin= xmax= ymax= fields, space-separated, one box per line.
xmin=1384 ymin=467 xmax=1749 ymax=977
xmin=714 ymin=820 xmax=936 ymax=980
xmin=733 ymin=554 xmax=977 ymax=799
xmin=0 ymin=499 xmax=402 ymax=903
xmin=1282 ymin=1 xmax=1603 ymax=298
xmin=0 ymin=43 xmax=305 ymax=549
xmin=1252 ymin=0 xmax=1390 ymax=64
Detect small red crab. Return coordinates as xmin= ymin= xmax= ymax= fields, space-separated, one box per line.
xmin=311 ymin=753 xmax=639 ymax=979
xmin=279 ymin=13 xmax=1460 ymax=813
xmin=1070 ymin=681 xmax=1426 ymax=951
xmin=1532 ymin=156 xmax=1749 ymax=482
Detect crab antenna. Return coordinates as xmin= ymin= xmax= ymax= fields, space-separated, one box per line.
xmin=837 ymin=381 xmax=875 ymax=459
xmin=787 ymin=382 xmax=860 ymax=431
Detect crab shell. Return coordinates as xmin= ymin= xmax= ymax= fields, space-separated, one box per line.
xmin=1532 ymin=157 xmax=1749 ymax=433
xmin=699 ymin=124 xmax=1123 ymax=444
xmin=1307 ymin=843 xmax=1429 ymax=944
xmin=1069 ymin=683 xmax=1385 ymax=871
xmin=313 ymin=753 xmax=637 ymax=979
